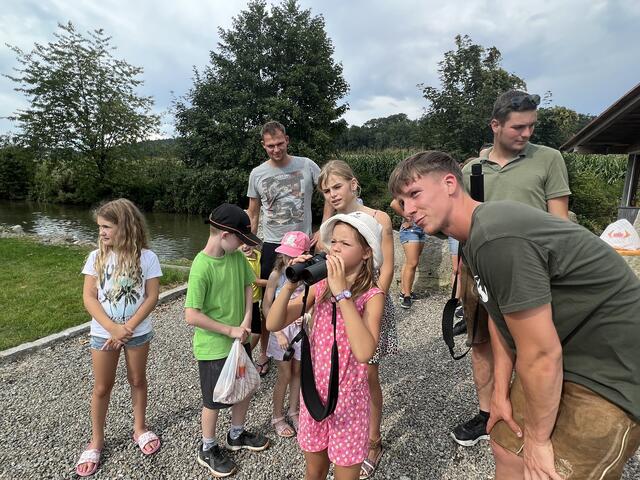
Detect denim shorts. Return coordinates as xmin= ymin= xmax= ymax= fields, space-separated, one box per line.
xmin=399 ymin=224 xmax=426 ymax=244
xmin=90 ymin=331 xmax=154 ymax=350
xmin=448 ymin=236 xmax=460 ymax=254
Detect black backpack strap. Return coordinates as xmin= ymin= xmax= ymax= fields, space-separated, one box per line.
xmin=299 ymin=286 xmax=340 ymax=421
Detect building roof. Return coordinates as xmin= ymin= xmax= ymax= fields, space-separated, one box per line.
xmin=561 ymin=82 xmax=640 ymax=154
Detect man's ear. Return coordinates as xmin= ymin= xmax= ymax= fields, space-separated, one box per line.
xmin=489 ymin=118 xmax=501 ymax=133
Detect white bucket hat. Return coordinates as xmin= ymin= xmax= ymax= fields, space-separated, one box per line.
xmin=319 ymin=211 xmax=383 ymax=269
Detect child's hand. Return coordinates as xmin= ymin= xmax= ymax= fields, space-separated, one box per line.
xmin=111 ymin=324 xmax=133 ymax=343
xmin=276 ymin=332 xmax=289 ymax=350
xmin=101 ymin=338 xmax=124 ymax=351
xmin=326 ymin=254 xmax=347 ymax=297
xmin=229 ymin=326 xmax=250 ymax=342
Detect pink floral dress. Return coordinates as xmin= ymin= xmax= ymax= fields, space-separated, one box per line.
xmin=297 ymin=279 xmax=384 ymax=466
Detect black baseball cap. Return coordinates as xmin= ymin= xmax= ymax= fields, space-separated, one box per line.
xmin=205 ymin=203 xmax=261 ymax=247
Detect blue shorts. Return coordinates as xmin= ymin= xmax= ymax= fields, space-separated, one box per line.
xmin=90 ymin=331 xmax=154 ymax=350
xmin=399 ymin=224 xmax=426 ymax=244
xmin=448 ymin=236 xmax=460 ymax=255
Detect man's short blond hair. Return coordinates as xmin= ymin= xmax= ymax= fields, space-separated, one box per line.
xmin=388 ymin=150 xmax=462 ymax=198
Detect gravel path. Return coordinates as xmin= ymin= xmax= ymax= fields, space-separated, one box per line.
xmin=1 ymin=294 xmax=638 ymax=479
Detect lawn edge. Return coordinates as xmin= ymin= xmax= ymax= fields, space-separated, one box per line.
xmin=0 ymin=283 xmax=188 ymax=364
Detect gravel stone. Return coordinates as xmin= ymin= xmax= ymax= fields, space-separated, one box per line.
xmin=0 ymin=294 xmax=638 ymax=479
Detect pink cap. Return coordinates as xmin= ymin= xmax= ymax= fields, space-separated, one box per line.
xmin=275 ymin=231 xmax=311 ymax=258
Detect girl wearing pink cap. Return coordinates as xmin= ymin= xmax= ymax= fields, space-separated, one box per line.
xmin=262 ymin=231 xmax=310 ymax=438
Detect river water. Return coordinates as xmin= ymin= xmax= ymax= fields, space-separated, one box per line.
xmin=0 ymin=200 xmax=209 ymax=261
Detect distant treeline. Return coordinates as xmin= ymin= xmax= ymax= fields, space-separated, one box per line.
xmin=0 ymin=136 xmax=628 ymax=235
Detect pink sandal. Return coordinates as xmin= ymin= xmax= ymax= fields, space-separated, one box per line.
xmin=288 ymin=410 xmax=300 ymax=432
xmin=75 ymin=446 xmax=101 ymax=477
xmin=132 ymin=430 xmax=161 ymax=455
xmin=271 ymin=417 xmax=295 ymax=438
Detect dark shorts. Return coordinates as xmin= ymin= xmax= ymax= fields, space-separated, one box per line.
xmin=259 ymin=241 xmax=280 ymax=280
xmin=198 ymin=342 xmax=252 ymax=410
xmin=460 ymin=262 xmax=489 ymax=346
xmin=250 ymin=301 xmax=262 ymax=334
xmin=492 ymin=377 xmax=640 ymax=479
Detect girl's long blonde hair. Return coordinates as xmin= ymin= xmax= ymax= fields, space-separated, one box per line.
xmin=318 ymin=221 xmax=377 ymax=304
xmin=317 ymin=160 xmax=361 ymax=198
xmin=93 ymin=198 xmax=149 ymax=291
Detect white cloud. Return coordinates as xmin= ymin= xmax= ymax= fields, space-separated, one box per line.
xmin=2 ymin=0 xmax=640 ymax=137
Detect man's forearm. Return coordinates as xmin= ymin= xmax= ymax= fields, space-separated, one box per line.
xmin=516 ymin=352 xmax=563 ymax=442
xmin=488 ymin=316 xmax=514 ymax=398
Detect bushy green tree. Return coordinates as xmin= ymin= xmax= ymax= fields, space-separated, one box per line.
xmin=335 ymin=114 xmax=421 ymax=150
xmin=0 ymin=135 xmax=34 ymax=199
xmin=534 ymin=105 xmax=594 ymax=149
xmin=174 ymin=0 xmax=349 ymax=171
xmin=419 ymin=35 xmax=526 ymax=160
xmin=5 ymin=22 xmax=160 ymax=180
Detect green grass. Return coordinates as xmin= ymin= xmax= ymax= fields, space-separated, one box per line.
xmin=0 ymin=238 xmax=188 ymax=350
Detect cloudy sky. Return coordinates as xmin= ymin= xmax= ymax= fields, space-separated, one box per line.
xmin=1 ymin=0 xmax=639 ymax=137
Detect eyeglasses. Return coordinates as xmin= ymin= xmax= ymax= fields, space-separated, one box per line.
xmin=510 ymin=94 xmax=540 ymax=109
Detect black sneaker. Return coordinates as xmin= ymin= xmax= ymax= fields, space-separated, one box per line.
xmin=226 ymin=430 xmax=269 ymax=452
xmin=398 ymin=292 xmax=418 ymax=300
xmin=400 ymin=295 xmax=412 ymax=309
xmin=452 ymin=319 xmax=467 ymax=337
xmin=450 ymin=413 xmax=490 ymax=447
xmin=197 ymin=444 xmax=237 ymax=478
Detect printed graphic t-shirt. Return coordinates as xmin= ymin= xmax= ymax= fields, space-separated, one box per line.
xmin=82 ymin=249 xmax=163 ymax=338
xmin=463 ymin=201 xmax=640 ymax=421
xmin=247 ymin=156 xmax=320 ymax=243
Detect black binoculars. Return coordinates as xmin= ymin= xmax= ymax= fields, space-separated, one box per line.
xmin=285 ymin=252 xmax=327 ymax=286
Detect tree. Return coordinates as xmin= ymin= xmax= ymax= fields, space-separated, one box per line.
xmin=335 ymin=114 xmax=421 ymax=150
xmin=419 ymin=35 xmax=526 ymax=160
xmin=4 ymin=22 xmax=159 ymax=180
xmin=534 ymin=105 xmax=594 ymax=149
xmin=174 ymin=0 xmax=349 ymax=171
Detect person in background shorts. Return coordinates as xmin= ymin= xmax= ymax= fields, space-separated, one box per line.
xmin=391 ymin=198 xmax=425 ymax=309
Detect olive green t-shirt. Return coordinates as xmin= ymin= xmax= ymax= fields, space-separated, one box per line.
xmin=464 ymin=201 xmax=640 ymax=421
xmin=185 ymin=250 xmax=255 ymax=360
xmin=462 ymin=142 xmax=571 ymax=211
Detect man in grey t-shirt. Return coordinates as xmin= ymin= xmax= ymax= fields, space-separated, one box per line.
xmin=247 ymin=121 xmax=320 ymax=276
xmin=247 ymin=121 xmax=320 ymax=374
xmin=389 ymin=151 xmax=640 ymax=480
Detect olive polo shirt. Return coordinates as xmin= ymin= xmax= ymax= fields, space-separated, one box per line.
xmin=462 ymin=142 xmax=571 ymax=211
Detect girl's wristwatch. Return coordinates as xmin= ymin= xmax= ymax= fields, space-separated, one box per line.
xmin=333 ymin=290 xmax=352 ymax=303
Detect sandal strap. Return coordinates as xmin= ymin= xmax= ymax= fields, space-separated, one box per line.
xmin=271 ymin=416 xmax=286 ymax=425
xmin=136 ymin=431 xmax=159 ymax=448
xmin=360 ymin=458 xmax=375 ymax=477
xmin=76 ymin=448 xmax=101 ymax=466
xmin=369 ymin=437 xmax=382 ymax=449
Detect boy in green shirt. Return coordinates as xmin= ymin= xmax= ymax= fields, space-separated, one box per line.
xmin=185 ymin=203 xmax=269 ymax=477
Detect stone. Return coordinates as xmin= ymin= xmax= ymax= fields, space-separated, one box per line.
xmin=392 ymin=230 xmax=452 ymax=296
xmin=10 ymin=225 xmax=24 ymax=234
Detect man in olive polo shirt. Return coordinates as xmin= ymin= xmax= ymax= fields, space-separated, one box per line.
xmin=451 ymin=90 xmax=572 ymax=447
xmin=389 ymin=150 xmax=640 ymax=480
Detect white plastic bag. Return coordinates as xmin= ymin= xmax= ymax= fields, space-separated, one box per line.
xmin=600 ymin=219 xmax=640 ymax=251
xmin=212 ymin=339 xmax=261 ymax=404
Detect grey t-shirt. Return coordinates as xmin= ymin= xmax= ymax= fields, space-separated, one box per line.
xmin=247 ymin=156 xmax=320 ymax=243
xmin=464 ymin=200 xmax=640 ymax=421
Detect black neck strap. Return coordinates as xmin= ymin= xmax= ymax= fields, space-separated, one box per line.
xmin=291 ymin=284 xmax=340 ymax=421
